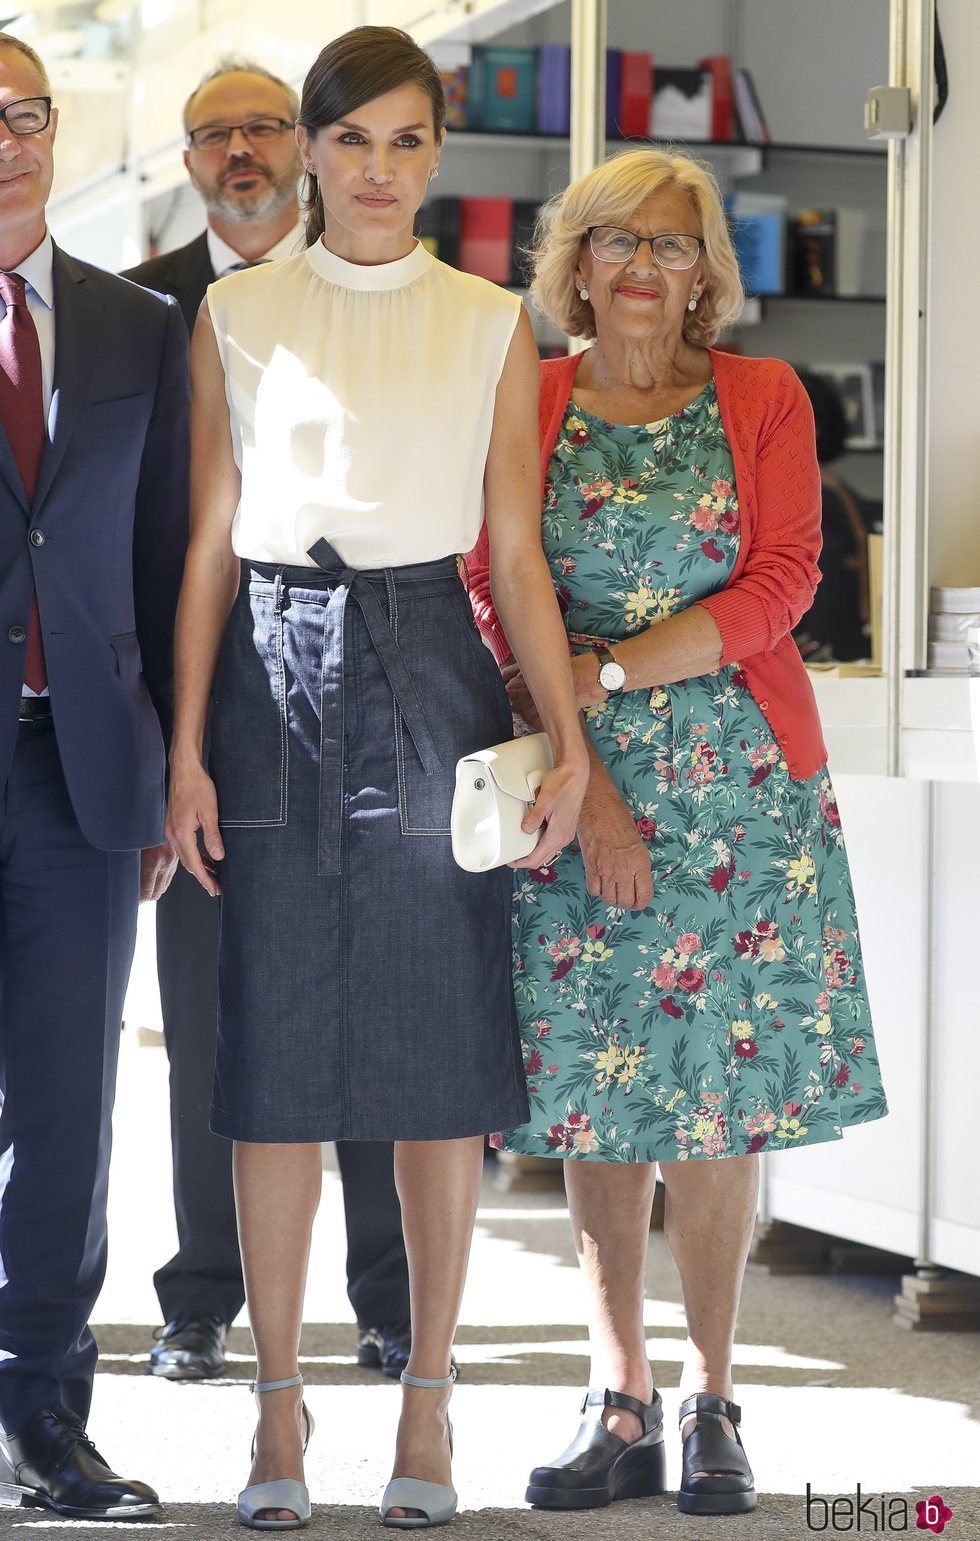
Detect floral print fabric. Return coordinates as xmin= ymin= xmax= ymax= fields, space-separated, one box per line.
xmin=498 ymin=385 xmax=887 ymax=1162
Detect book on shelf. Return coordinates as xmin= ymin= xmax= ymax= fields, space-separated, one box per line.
xmin=698 ymin=55 xmax=735 ymax=141
xmin=726 ymin=192 xmax=786 ymax=295
xmin=808 ymin=363 xmax=877 ymax=449
xmin=467 ymin=46 xmax=537 ymax=134
xmin=431 ymin=42 xmax=469 ymax=130
xmin=791 ymin=208 xmax=834 ymax=293
xmin=870 ymin=361 xmax=886 ymax=444
xmin=510 ymin=199 xmax=541 ymax=287
xmin=930 ymin=586 xmax=980 ymax=615
xmin=606 ymin=50 xmax=623 ymax=137
xmin=417 ymin=196 xmax=540 ymax=289
xmin=416 ymin=197 xmax=461 ymax=268
xmin=440 ymin=66 xmax=468 ymax=131
xmin=732 ymin=67 xmax=771 ymax=144
xmin=616 ymin=51 xmax=654 ymax=139
xmin=790 ymin=208 xmax=867 ymax=296
xmin=828 ymin=209 xmax=866 ymax=296
xmin=459 ymin=197 xmax=513 ymax=284
xmin=865 ymin=531 xmax=883 ymax=670
xmin=651 ymin=67 xmax=712 ymax=140
xmin=930 ymin=611 xmax=980 ymax=642
xmin=537 ymin=43 xmax=570 ymax=135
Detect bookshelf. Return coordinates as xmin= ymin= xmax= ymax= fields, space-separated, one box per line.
xmin=446 ymin=132 xmax=888 ymax=163
xmin=754 ymin=294 xmax=886 ymax=306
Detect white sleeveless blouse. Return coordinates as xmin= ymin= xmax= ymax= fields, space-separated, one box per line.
xmin=206 ymin=240 xmax=521 ymax=569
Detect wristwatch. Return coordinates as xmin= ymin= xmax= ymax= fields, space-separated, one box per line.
xmin=597 ymin=645 xmax=626 ymax=695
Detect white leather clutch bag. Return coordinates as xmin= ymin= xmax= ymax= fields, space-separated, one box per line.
xmin=451 ymin=733 xmax=554 ymax=872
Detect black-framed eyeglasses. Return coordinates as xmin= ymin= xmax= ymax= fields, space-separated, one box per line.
xmin=186 ymin=116 xmax=295 ymax=151
xmin=0 ymin=96 xmax=52 ymax=137
xmin=587 ymin=226 xmax=705 ymax=269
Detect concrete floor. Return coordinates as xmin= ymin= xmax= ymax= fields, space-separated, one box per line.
xmin=7 ymin=913 xmax=980 ymax=1537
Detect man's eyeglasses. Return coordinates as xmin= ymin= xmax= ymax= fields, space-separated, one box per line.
xmin=587 ymin=227 xmax=705 ymax=269
xmin=0 ymin=97 xmax=52 ymax=137
xmin=186 ymin=116 xmax=295 ymax=151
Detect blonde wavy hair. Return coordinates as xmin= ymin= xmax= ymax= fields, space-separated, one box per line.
xmin=530 ymin=147 xmax=744 ymax=346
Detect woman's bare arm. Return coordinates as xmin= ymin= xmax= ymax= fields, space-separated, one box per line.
xmin=483 ymin=308 xmax=588 ymax=864
xmin=164 ymin=304 xmax=242 ymax=895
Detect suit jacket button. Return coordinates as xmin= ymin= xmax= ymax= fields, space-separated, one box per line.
xmin=30 ymin=529 xmax=45 ymax=546
xmin=8 ymin=625 xmax=26 ymax=643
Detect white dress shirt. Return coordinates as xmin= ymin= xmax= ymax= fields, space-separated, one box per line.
xmin=206 ymin=220 xmax=304 ymax=279
xmin=1 ymin=231 xmax=55 ymax=696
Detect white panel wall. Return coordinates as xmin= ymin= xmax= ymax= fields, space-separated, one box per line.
xmin=929 ymin=784 xmax=980 ymax=1274
xmin=926 ymin=0 xmax=980 ymax=587
xmin=764 ymin=774 xmax=927 ymax=1258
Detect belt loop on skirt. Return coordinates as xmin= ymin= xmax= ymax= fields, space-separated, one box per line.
xmin=306 ymin=538 xmax=443 ymax=780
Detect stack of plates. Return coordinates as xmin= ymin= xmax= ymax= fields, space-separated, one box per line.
xmin=928 ymin=587 xmax=980 ymax=671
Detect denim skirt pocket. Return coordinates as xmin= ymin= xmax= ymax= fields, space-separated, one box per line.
xmin=210 ymin=582 xmax=288 ymax=827
xmin=394 ymin=583 xmax=512 ymax=835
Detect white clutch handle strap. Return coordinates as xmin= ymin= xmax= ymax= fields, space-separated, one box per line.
xmin=526 ymin=768 xmax=547 ymax=798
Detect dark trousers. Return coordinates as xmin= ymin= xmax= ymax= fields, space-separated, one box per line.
xmin=0 ymin=723 xmax=139 ymax=1437
xmin=154 ymin=864 xmax=410 ymax=1328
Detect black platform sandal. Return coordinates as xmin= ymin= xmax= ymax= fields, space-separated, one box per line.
xmin=677 ymin=1393 xmax=757 ymax=1515
xmin=525 ymin=1388 xmax=666 ymax=1510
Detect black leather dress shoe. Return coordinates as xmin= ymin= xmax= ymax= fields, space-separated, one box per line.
xmin=356 ymin=1324 xmax=459 ymax=1382
xmin=526 ymin=1388 xmax=666 ymax=1509
xmin=148 ymin=1314 xmax=228 ymax=1379
xmin=0 ymin=1407 xmax=160 ymax=1519
xmin=357 ymin=1322 xmax=411 ymax=1379
xmin=677 ymin=1392 xmax=756 ymax=1514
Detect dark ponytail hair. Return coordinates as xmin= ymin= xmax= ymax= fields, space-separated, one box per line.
xmin=299 ymin=26 xmax=446 ymax=249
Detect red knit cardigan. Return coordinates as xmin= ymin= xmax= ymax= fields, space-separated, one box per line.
xmin=463 ymin=347 xmax=828 ymax=781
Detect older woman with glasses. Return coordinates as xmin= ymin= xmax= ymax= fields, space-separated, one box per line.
xmin=465 ymin=148 xmax=887 ymax=1518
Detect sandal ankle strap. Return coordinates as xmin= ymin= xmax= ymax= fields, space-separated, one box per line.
xmin=678 ymin=1392 xmax=741 ymax=1425
xmin=400 ymin=1367 xmax=457 ymax=1389
xmin=582 ymin=1387 xmax=663 ymax=1436
xmin=251 ymin=1373 xmax=304 ymax=1394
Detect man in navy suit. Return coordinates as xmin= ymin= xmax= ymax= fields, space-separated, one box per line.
xmin=123 ymin=58 xmax=413 ymax=1388
xmin=0 ymin=35 xmax=188 ymax=1518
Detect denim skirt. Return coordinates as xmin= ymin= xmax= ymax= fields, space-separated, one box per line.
xmin=208 ymin=540 xmax=531 ymax=1143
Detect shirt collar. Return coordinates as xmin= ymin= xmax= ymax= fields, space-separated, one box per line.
xmin=12 ymin=229 xmax=54 ymax=310
xmin=207 ymin=219 xmax=304 ymax=278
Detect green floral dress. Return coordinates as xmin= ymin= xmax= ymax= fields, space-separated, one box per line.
xmin=497 ymin=384 xmax=888 ymax=1163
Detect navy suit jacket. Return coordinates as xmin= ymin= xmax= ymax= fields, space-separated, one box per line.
xmin=123 ymin=231 xmax=213 ymax=336
xmin=0 ymin=245 xmax=190 ymax=852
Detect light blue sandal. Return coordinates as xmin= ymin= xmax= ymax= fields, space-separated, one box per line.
xmin=379 ymin=1369 xmax=458 ymax=1530
xmin=238 ymin=1374 xmax=314 ymax=1530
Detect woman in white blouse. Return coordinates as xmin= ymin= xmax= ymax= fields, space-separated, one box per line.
xmin=165 ymin=25 xmax=587 ymax=1533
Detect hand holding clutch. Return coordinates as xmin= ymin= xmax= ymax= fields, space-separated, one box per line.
xmin=451 ymin=733 xmax=554 ymax=872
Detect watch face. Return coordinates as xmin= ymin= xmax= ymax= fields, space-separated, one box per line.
xmin=599 ymin=660 xmax=626 ymax=691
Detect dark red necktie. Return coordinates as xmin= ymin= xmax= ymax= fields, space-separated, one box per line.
xmin=0 ymin=270 xmax=46 ymax=693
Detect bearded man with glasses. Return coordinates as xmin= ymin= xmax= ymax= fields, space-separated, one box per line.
xmin=123 ymin=56 xmax=413 ymax=1395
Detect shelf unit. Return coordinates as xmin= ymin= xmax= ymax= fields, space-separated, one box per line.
xmin=447 ymin=130 xmax=888 ymax=161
